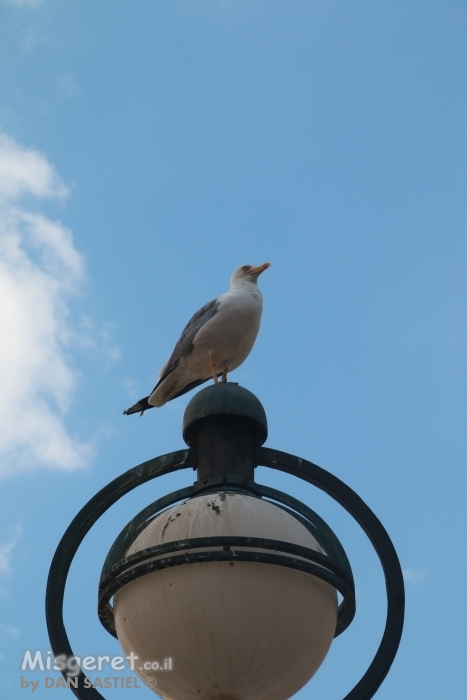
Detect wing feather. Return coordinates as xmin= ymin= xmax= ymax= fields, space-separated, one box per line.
xmin=150 ymin=297 xmax=220 ymax=392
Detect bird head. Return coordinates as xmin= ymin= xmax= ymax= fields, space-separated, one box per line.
xmin=231 ymin=263 xmax=270 ymax=287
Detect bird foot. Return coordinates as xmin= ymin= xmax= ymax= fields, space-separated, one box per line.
xmin=221 ymin=368 xmax=228 ymax=383
xmin=209 ymin=354 xmax=219 ymax=384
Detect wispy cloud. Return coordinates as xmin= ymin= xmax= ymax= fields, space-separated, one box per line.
xmin=402 ymin=567 xmax=427 ymax=583
xmin=0 ymin=624 xmax=20 ymax=639
xmin=0 ymin=526 xmax=22 ymax=576
xmin=0 ymin=622 xmax=21 ymax=666
xmin=0 ymin=134 xmax=67 ymax=200
xmin=19 ymin=26 xmax=49 ymax=54
xmin=74 ymin=316 xmax=121 ymax=364
xmin=57 ymin=73 xmax=82 ymax=100
xmin=0 ymin=133 xmax=113 ymax=477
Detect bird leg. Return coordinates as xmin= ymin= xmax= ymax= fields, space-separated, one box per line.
xmin=209 ymin=353 xmax=219 ymax=384
xmin=221 ymin=367 xmax=228 ymax=383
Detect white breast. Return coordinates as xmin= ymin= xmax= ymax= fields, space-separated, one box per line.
xmin=193 ymin=287 xmax=263 ymax=371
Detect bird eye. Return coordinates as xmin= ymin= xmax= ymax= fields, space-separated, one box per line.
xmin=241 ymin=265 xmax=251 ymax=272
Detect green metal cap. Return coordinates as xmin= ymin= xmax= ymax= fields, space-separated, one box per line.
xmin=183 ymin=383 xmax=268 ymax=446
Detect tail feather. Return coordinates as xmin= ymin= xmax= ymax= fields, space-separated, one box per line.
xmin=123 ymin=396 xmax=153 ymax=416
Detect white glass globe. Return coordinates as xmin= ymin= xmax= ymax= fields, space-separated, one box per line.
xmin=114 ymin=492 xmax=337 ymax=700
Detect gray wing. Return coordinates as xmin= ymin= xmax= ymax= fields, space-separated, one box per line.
xmin=151 ymin=297 xmax=220 ymax=391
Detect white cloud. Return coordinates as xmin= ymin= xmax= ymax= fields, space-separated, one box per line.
xmin=0 ymin=134 xmax=67 ymax=201
xmin=402 ymin=567 xmax=427 ymax=583
xmin=0 ymin=527 xmax=21 ymax=576
xmin=0 ymin=133 xmax=96 ymax=477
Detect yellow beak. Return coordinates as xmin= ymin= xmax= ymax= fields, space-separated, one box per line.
xmin=249 ymin=262 xmax=271 ymax=276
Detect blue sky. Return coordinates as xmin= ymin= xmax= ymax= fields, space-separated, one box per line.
xmin=0 ymin=1 xmax=465 ymax=698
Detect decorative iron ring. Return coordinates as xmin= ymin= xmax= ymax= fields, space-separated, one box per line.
xmin=45 ymin=445 xmax=404 ymax=700
xmin=259 ymin=447 xmax=405 ymax=700
xmin=98 ymin=535 xmax=356 ymax=639
xmin=46 ymin=449 xmax=193 ymax=700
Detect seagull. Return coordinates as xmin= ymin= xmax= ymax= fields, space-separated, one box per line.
xmin=124 ymin=263 xmax=270 ymax=415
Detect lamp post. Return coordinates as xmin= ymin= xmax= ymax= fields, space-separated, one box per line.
xmin=46 ymin=383 xmax=404 ymax=700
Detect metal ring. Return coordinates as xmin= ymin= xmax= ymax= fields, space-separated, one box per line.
xmin=98 ymin=535 xmax=355 ymax=639
xmin=45 ymin=449 xmax=193 ymax=700
xmin=101 ymin=485 xmax=195 ymax=582
xmin=46 ymin=446 xmax=404 ymax=700
xmin=259 ymin=447 xmax=405 ymax=700
xmin=98 ymin=478 xmax=355 ymax=637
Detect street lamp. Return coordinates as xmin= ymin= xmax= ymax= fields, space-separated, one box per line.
xmin=46 ymin=383 xmax=404 ymax=700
